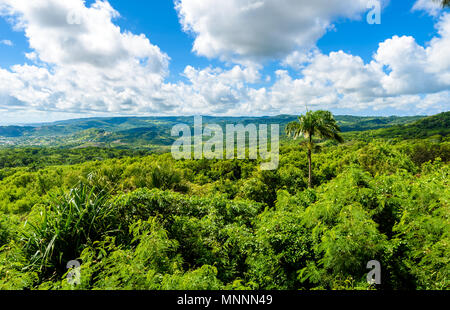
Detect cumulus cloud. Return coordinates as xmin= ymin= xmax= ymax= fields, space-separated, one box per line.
xmin=412 ymin=0 xmax=442 ymax=16
xmin=0 ymin=0 xmax=448 ymax=120
xmin=374 ymin=14 xmax=450 ymax=95
xmin=0 ymin=39 xmax=13 ymax=46
xmin=0 ymin=0 xmax=169 ymax=114
xmin=245 ymin=13 xmax=450 ymax=115
xmin=0 ymin=0 xmax=267 ymax=117
xmin=175 ymin=0 xmax=370 ymax=61
xmin=154 ymin=64 xmax=262 ymax=115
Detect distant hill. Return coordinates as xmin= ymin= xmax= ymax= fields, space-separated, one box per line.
xmin=0 ymin=126 xmax=35 ymax=138
xmin=346 ymin=112 xmax=450 ymax=140
xmin=0 ymin=113 xmax=443 ymax=148
xmin=335 ymin=115 xmax=424 ymax=132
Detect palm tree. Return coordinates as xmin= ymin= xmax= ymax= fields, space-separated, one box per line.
xmin=435 ymin=0 xmax=450 ymax=7
xmin=286 ymin=110 xmax=343 ymax=188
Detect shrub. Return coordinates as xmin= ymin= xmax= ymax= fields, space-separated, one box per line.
xmin=22 ymin=183 xmax=119 ymax=277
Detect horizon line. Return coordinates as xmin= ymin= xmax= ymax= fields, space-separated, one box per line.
xmin=1 ymin=113 xmax=438 ymax=127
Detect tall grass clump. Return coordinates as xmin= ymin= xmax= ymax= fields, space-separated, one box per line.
xmin=22 ymin=183 xmax=119 ymax=278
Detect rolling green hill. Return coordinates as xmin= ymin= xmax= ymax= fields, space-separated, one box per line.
xmin=346 ymin=112 xmax=450 ymax=140
xmin=1 ymin=113 xmax=447 ymax=148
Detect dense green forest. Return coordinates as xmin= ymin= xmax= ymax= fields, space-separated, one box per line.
xmin=0 ymin=112 xmax=448 ymax=290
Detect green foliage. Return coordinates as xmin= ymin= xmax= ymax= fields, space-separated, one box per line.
xmin=346 ymin=112 xmax=450 ymax=141
xmin=123 ymin=160 xmax=187 ymax=192
xmin=391 ymin=163 xmax=449 ymax=289
xmin=237 ymin=178 xmax=271 ymax=204
xmin=0 ymin=113 xmax=448 ymax=290
xmin=350 ymin=142 xmax=417 ymax=175
xmin=0 ymin=214 xmax=19 ymax=246
xmin=248 ymin=203 xmax=312 ymax=289
xmin=286 ymin=110 xmax=343 ymax=188
xmin=161 ymin=266 xmax=223 ymax=290
xmin=73 ymin=218 xmax=182 ymax=290
xmin=0 ymin=147 xmax=148 ymax=170
xmin=22 ymin=184 xmax=119 ymax=278
xmin=286 ymin=110 xmax=344 ymax=143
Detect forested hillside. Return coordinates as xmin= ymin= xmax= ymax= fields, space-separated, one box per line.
xmin=0 ymin=115 xmax=425 ymax=148
xmin=346 ymin=112 xmax=450 ymax=140
xmin=0 ymin=112 xmax=448 ymax=290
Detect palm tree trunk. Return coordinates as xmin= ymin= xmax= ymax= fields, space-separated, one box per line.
xmin=308 ymin=147 xmax=312 ymax=188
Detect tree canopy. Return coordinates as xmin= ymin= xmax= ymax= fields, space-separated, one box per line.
xmin=0 ymin=112 xmax=448 ymax=290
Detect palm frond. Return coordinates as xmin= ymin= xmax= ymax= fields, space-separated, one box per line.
xmin=435 ymin=0 xmax=450 ymax=8
xmin=285 ymin=121 xmax=303 ymax=139
xmin=314 ymin=110 xmax=344 ymax=143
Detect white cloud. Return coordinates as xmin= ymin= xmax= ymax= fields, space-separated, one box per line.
xmin=282 ymin=49 xmax=320 ymax=70
xmin=0 ymin=0 xmax=448 ymax=121
xmin=0 ymin=0 xmax=169 ymax=71
xmin=0 ymin=39 xmax=13 ymax=46
xmin=251 ymin=13 xmax=450 ymax=115
xmin=427 ymin=13 xmax=450 ymax=74
xmin=0 ymin=0 xmax=169 ymax=114
xmin=412 ymin=0 xmax=442 ymax=16
xmin=175 ymin=0 xmax=370 ymax=61
xmin=154 ymin=64 xmax=262 ymax=115
xmin=375 ymin=35 xmax=439 ymax=95
xmin=374 ymin=14 xmax=450 ymax=95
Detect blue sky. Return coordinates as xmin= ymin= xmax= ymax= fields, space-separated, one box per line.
xmin=0 ymin=0 xmax=449 ymax=124
xmin=0 ymin=0 xmax=217 ymax=82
